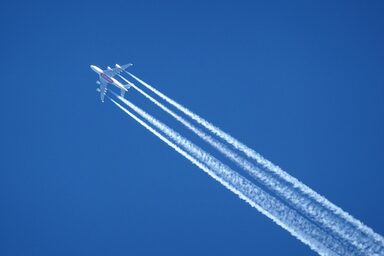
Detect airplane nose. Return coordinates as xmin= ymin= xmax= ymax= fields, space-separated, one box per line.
xmin=90 ymin=65 xmax=97 ymax=72
xmin=90 ymin=65 xmax=102 ymax=74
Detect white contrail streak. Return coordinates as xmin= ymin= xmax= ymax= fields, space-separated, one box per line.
xmin=118 ymin=74 xmax=376 ymax=254
xmin=124 ymin=72 xmax=384 ymax=255
xmin=110 ymin=94 xmax=361 ymax=256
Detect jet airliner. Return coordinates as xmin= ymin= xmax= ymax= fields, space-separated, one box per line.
xmin=90 ymin=63 xmax=133 ymax=102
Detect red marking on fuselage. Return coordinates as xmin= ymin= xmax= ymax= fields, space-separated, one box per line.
xmin=101 ymin=73 xmax=114 ymax=84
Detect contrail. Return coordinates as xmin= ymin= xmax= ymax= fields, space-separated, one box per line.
xmin=117 ymin=74 xmax=380 ymax=254
xmin=125 ymin=72 xmax=384 ymax=255
xmin=109 ymin=93 xmax=361 ymax=256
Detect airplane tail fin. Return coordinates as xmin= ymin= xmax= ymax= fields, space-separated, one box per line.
xmin=121 ymin=88 xmax=126 ymax=98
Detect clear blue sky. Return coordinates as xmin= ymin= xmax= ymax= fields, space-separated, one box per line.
xmin=1 ymin=1 xmax=383 ymax=255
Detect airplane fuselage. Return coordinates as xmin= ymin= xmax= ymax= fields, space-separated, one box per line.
xmin=90 ymin=65 xmax=127 ymax=91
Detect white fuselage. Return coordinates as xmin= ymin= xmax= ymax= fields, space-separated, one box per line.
xmin=90 ymin=65 xmax=127 ymax=91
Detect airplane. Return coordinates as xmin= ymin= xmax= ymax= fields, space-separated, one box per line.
xmin=90 ymin=63 xmax=133 ymax=102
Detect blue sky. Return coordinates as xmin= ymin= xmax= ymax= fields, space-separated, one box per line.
xmin=1 ymin=1 xmax=383 ymax=255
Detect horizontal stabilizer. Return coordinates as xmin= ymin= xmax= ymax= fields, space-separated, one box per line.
xmin=121 ymin=88 xmax=126 ymax=98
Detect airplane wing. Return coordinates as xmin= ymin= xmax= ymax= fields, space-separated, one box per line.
xmin=96 ymin=80 xmax=108 ymax=102
xmin=104 ymin=63 xmax=133 ymax=77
